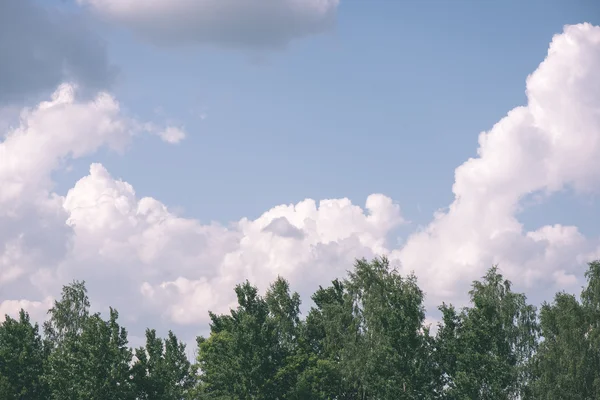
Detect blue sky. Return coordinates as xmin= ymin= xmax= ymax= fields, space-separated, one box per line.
xmin=2 ymin=0 xmax=600 ymax=341
xmin=55 ymin=0 xmax=599 ymax=233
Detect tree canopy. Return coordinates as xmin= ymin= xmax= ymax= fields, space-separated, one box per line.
xmin=1 ymin=258 xmax=599 ymax=399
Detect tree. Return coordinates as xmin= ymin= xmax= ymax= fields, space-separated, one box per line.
xmin=344 ymin=257 xmax=438 ymax=399
xmin=196 ymin=278 xmax=301 ymax=399
xmin=43 ymin=281 xmax=134 ymax=399
xmin=436 ymin=266 xmax=539 ymax=399
xmin=44 ymin=281 xmax=89 ymax=346
xmin=296 ymin=278 xmax=356 ymax=399
xmin=298 ymin=257 xmax=439 ymax=399
xmin=581 ymin=261 xmax=600 ymax=395
xmin=0 ymin=310 xmax=48 ymax=399
xmin=532 ymin=261 xmax=600 ymax=399
xmin=4 ymin=257 xmax=600 ymax=400
xmin=132 ymin=329 xmax=195 ymax=400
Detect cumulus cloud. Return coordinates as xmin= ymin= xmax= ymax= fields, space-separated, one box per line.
xmin=0 ymin=297 xmax=54 ymax=323
xmin=0 ymin=0 xmax=115 ymax=105
xmin=393 ymin=22 xmax=600 ymax=306
xmin=0 ymin=83 xmax=184 ymax=316
xmin=154 ymin=126 xmax=187 ymax=144
xmin=1 ymin=24 xmax=600 ymax=347
xmin=76 ymin=0 xmax=339 ymax=49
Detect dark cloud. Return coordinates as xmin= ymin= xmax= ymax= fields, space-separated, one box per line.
xmin=0 ymin=0 xmax=116 ymax=105
xmin=77 ymin=0 xmax=339 ymax=50
xmin=263 ymin=217 xmax=305 ymax=239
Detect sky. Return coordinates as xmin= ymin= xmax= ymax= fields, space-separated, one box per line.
xmin=1 ymin=0 xmax=600 ymax=347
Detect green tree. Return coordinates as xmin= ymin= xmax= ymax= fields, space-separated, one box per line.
xmin=294 ymin=278 xmax=356 ymax=399
xmin=344 ymin=257 xmax=438 ymax=399
xmin=43 ymin=281 xmax=134 ymax=399
xmin=0 ymin=310 xmax=48 ymax=399
xmin=44 ymin=281 xmax=89 ymax=346
xmin=132 ymin=329 xmax=195 ymax=400
xmin=436 ymin=266 xmax=538 ymax=399
xmin=298 ymin=257 xmax=439 ymax=399
xmin=196 ymin=278 xmax=301 ymax=399
xmin=532 ymin=261 xmax=600 ymax=399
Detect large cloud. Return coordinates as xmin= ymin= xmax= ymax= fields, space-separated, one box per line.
xmin=394 ymin=22 xmax=600 ymax=306
xmin=1 ymin=24 xmax=600 ymax=346
xmin=76 ymin=0 xmax=339 ymax=49
xmin=0 ymin=83 xmax=185 ymax=308
xmin=0 ymin=0 xmax=115 ymax=105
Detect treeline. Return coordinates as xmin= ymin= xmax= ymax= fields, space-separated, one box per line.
xmin=1 ymin=258 xmax=599 ymax=399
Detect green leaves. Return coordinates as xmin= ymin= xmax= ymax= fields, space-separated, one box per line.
xmin=436 ymin=266 xmax=539 ymax=399
xmin=338 ymin=257 xmax=437 ymax=399
xmin=532 ymin=261 xmax=600 ymax=399
xmin=43 ymin=283 xmax=134 ymax=400
xmin=0 ymin=310 xmax=48 ymax=399
xmin=196 ymin=279 xmax=301 ymax=399
xmin=132 ymin=329 xmax=195 ymax=400
xmin=2 ymin=258 xmax=600 ymax=399
xmin=0 ymin=280 xmax=195 ymax=400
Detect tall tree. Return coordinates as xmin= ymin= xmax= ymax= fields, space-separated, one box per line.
xmin=44 ymin=281 xmax=89 ymax=346
xmin=293 ymin=278 xmax=355 ymax=399
xmin=436 ymin=266 xmax=539 ymax=399
xmin=299 ymin=257 xmax=439 ymax=399
xmin=196 ymin=278 xmax=301 ymax=399
xmin=43 ymin=281 xmax=134 ymax=400
xmin=343 ymin=257 xmax=438 ymax=399
xmin=132 ymin=329 xmax=195 ymax=400
xmin=0 ymin=310 xmax=48 ymax=399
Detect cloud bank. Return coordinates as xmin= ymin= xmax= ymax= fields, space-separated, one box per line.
xmin=1 ymin=24 xmax=599 ymax=344
xmin=76 ymin=0 xmax=340 ymax=49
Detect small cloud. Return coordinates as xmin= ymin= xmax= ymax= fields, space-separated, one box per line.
xmin=157 ymin=126 xmax=186 ymax=144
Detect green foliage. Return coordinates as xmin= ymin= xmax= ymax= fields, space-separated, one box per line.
xmin=0 ymin=310 xmax=48 ymax=399
xmin=300 ymin=257 xmax=440 ymax=399
xmin=436 ymin=267 xmax=539 ymax=399
xmin=1 ymin=258 xmax=600 ymax=399
xmin=43 ymin=282 xmax=134 ymax=399
xmin=196 ymin=278 xmax=301 ymax=399
xmin=132 ymin=329 xmax=195 ymax=400
xmin=343 ymin=257 xmax=439 ymax=399
xmin=532 ymin=261 xmax=600 ymax=399
xmin=0 ymin=280 xmax=195 ymax=400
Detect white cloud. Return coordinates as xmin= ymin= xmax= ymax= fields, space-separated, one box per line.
xmin=1 ymin=24 xmax=600 ymax=346
xmin=393 ymin=22 xmax=600 ymax=306
xmin=155 ymin=126 xmax=187 ymax=144
xmin=76 ymin=0 xmax=339 ymax=49
xmin=0 ymin=297 xmax=53 ymax=323
xmin=0 ymin=83 xmax=184 ymax=207
xmin=0 ymin=83 xmax=184 ymax=320
xmin=61 ymin=167 xmax=402 ymax=326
